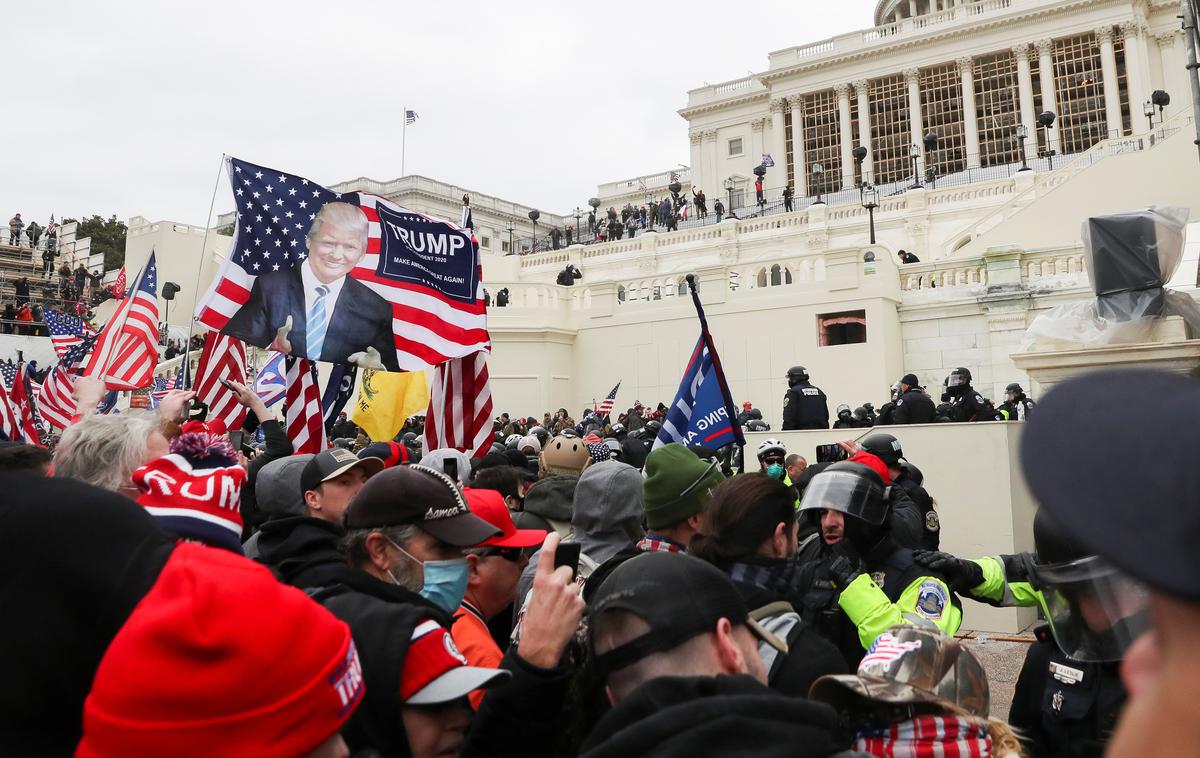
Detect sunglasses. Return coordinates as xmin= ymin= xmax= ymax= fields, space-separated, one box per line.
xmin=477 ymin=546 xmax=524 ymax=562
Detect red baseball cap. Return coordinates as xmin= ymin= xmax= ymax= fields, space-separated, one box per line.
xmin=401 ymin=619 xmax=509 ymax=704
xmin=462 ymin=487 xmax=547 ymax=549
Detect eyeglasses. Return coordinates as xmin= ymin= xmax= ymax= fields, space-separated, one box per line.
xmin=477 ymin=546 xmax=524 ymax=562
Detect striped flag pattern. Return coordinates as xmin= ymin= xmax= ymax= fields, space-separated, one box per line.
xmin=285 ymin=357 xmax=326 ymax=454
xmin=38 ymin=336 xmax=97 ymax=429
xmin=85 ymin=253 xmax=160 ymax=390
xmin=423 ymin=351 xmax=493 ymax=458
xmin=194 ymin=158 xmax=488 ymax=372
xmin=596 ymin=381 xmax=620 ymax=419
xmin=8 ymin=366 xmax=43 ymax=445
xmin=193 ymin=332 xmax=249 ymax=431
xmin=858 ymin=631 xmax=925 ymax=674
xmin=45 ymin=309 xmax=97 ymax=359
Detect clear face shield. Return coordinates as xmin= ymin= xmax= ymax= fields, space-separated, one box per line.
xmin=1032 ymin=555 xmax=1151 ymax=662
xmin=798 ymin=471 xmax=887 ymax=525
xmin=947 ymin=372 xmax=968 ymax=388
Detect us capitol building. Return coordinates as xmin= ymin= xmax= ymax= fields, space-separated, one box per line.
xmin=116 ymin=0 xmax=1199 ymax=426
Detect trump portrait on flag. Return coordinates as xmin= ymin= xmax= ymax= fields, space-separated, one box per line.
xmin=222 ymin=201 xmax=400 ymax=371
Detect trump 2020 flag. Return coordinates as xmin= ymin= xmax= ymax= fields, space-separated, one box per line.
xmin=654 ymin=276 xmax=745 ymax=451
xmin=254 ymin=351 xmax=287 ymax=408
xmin=194 ymin=157 xmax=488 ymax=373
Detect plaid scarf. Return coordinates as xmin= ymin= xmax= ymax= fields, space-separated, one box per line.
xmin=728 ymin=556 xmax=802 ymax=595
xmin=855 ymin=715 xmax=992 ymax=758
xmin=636 ymin=535 xmax=685 ymax=554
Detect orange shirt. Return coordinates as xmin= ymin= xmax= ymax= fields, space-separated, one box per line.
xmin=451 ymin=601 xmax=503 ymax=710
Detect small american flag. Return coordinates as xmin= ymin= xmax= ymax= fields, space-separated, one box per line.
xmin=45 ymin=309 xmax=97 ymax=359
xmin=405 ymin=110 xmax=419 ymax=125
xmin=46 ymin=214 xmax=58 ymax=237
xmin=0 ymin=362 xmax=15 ymax=389
xmin=0 ymin=365 xmax=43 ymax=445
xmin=193 ymin=332 xmax=249 ymax=430
xmin=85 ymin=253 xmax=159 ymax=390
xmin=38 ymin=335 xmax=97 ymax=429
xmin=637 ymin=179 xmax=648 ymax=191
xmin=596 ymin=381 xmax=620 ymax=419
xmin=285 ymin=357 xmax=326 ymax=454
xmin=424 ymin=351 xmax=493 ymax=458
xmin=107 ymin=267 xmax=127 ymax=298
xmin=149 ymin=373 xmax=176 ymax=409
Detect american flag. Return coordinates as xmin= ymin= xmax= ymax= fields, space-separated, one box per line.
xmin=284 ymin=357 xmax=326 ymax=454
xmin=85 ymin=253 xmax=159 ymax=390
xmin=596 ymin=381 xmax=620 ymax=419
xmin=38 ymin=335 xmax=97 ymax=429
xmin=45 ymin=309 xmax=97 ymax=359
xmin=424 ymin=351 xmax=493 ymax=458
xmin=254 ymin=350 xmax=287 ymax=407
xmin=193 ymin=157 xmax=488 ymax=371
xmin=193 ymin=332 xmax=249 ymax=431
xmin=46 ymin=215 xmax=58 ymax=237
xmin=149 ymin=373 xmax=176 ymax=409
xmin=0 ymin=365 xmax=43 ymax=445
xmin=0 ymin=362 xmax=15 ymax=389
xmin=107 ymin=267 xmax=127 ymax=298
xmin=405 ymin=110 xmax=419 ymax=125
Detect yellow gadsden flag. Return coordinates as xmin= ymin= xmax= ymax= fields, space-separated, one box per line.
xmin=351 ymin=369 xmax=429 ymax=442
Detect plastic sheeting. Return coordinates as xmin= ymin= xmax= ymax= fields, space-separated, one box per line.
xmin=1021 ymin=207 xmax=1200 ymax=351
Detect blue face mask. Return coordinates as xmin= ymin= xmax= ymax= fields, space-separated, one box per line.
xmin=417 ymin=559 xmax=470 ymax=613
xmin=766 ymin=463 xmax=785 ymax=480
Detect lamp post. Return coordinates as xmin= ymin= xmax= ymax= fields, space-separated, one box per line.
xmin=528 ymin=209 xmax=540 ymax=252
xmin=723 ymin=177 xmax=735 ymax=215
xmin=909 ymin=143 xmax=921 ymax=188
xmin=1152 ymin=90 xmax=1171 ymax=123
xmin=922 ymin=131 xmax=939 ymax=188
xmin=811 ymin=163 xmax=825 ymax=205
xmin=1015 ymin=124 xmax=1031 ymax=171
xmin=1143 ymin=100 xmax=1155 ymax=131
xmin=851 ymin=145 xmax=868 ymax=186
xmin=860 ymin=184 xmax=878 ymax=244
xmin=505 ymin=222 xmax=515 ymax=255
xmin=1036 ymin=110 xmax=1057 ymax=170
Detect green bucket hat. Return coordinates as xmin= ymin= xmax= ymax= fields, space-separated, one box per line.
xmin=642 ymin=443 xmax=725 ymax=531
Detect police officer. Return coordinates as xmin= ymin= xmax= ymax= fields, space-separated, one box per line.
xmin=832 ymin=404 xmax=859 ymax=429
xmin=944 ymin=367 xmax=998 ymax=422
xmin=782 ymin=365 xmax=829 ymax=430
xmin=914 ymin=509 xmax=1138 ymax=758
xmin=997 ymin=382 xmax=1036 ymax=421
xmin=859 ymin=433 xmax=939 ymax=551
xmin=797 ymin=461 xmax=961 ymax=668
xmin=891 ymin=373 xmax=936 ymax=425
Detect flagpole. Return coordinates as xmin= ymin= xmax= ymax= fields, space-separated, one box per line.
xmin=685 ymin=274 xmax=745 ymax=453
xmin=401 ymin=106 xmax=407 ymax=177
xmin=182 ymin=153 xmax=229 ymax=390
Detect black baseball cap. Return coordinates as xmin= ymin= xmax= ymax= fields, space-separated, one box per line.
xmin=588 ymin=552 xmax=785 ymax=674
xmin=300 ymin=448 xmax=384 ymax=494
xmin=343 ymin=464 xmax=500 ymax=546
xmin=1021 ymin=368 xmax=1200 ymax=602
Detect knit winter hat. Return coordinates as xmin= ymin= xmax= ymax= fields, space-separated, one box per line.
xmin=77 ymin=543 xmax=364 ymax=758
xmin=132 ymin=429 xmax=247 ymax=553
xmin=642 ymin=443 xmax=726 ymax=530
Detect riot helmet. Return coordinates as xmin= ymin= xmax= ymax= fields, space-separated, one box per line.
xmin=644 ymin=420 xmax=663 ymax=436
xmin=859 ymin=433 xmax=903 ymax=467
xmin=836 ymin=403 xmax=852 ymax=418
xmin=946 ymin=368 xmax=972 ymax=396
xmin=1030 ymin=509 xmax=1150 ymax=662
xmin=786 ymin=366 xmax=810 ymax=386
xmin=799 ymin=462 xmax=890 ymax=554
xmin=608 ymin=423 xmax=626 ymax=440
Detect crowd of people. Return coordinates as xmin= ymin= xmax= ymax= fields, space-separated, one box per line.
xmin=0 ymin=357 xmax=1176 ymax=756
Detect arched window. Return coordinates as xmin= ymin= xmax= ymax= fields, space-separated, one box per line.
xmin=617 ymin=285 xmax=626 ymax=302
xmin=784 ymin=268 xmax=793 ymax=284
xmin=770 ymin=265 xmax=782 ymax=286
xmin=678 ymin=279 xmax=687 ymax=295
xmin=756 ymin=268 xmax=767 ymax=288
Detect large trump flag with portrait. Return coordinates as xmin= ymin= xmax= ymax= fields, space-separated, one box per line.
xmin=195 ymin=157 xmax=489 ymax=372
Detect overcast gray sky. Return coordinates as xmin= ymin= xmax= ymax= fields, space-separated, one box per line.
xmin=4 ymin=0 xmax=877 ymax=228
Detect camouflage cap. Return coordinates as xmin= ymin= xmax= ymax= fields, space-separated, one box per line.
xmin=808 ymin=624 xmax=989 ymax=718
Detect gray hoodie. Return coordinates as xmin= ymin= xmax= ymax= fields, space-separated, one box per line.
xmin=516 ymin=460 xmax=645 ymax=609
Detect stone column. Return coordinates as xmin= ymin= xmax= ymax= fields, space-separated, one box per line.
xmin=854 ymin=80 xmax=875 ymax=181
xmin=1155 ymin=30 xmax=1188 ymax=102
xmin=908 ymin=0 xmax=918 ymax=17
xmin=1120 ymin=22 xmax=1147 ymax=124
xmin=703 ymin=129 xmax=719 ymax=196
xmin=1096 ymin=26 xmax=1124 ymax=138
xmin=958 ymin=57 xmax=981 ymax=168
xmin=835 ymin=83 xmax=855 ymax=190
xmin=770 ymin=99 xmax=788 ymax=184
xmin=688 ymin=131 xmax=705 ymax=194
xmin=904 ymin=68 xmax=924 ymax=175
xmin=789 ymin=95 xmax=807 ymax=194
xmin=1013 ymin=44 xmax=1038 ymax=158
xmin=750 ymin=117 xmax=766 ymax=166
xmin=1035 ymin=39 xmax=1062 ymax=155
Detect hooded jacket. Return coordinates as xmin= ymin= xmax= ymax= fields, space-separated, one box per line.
xmin=523 ymin=475 xmax=578 ymax=528
xmin=580 ymin=675 xmax=849 ymax=758
xmin=517 ymin=462 xmax=643 ymax=607
xmin=0 ymin=474 xmax=175 ymax=755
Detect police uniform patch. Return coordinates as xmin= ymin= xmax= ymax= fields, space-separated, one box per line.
xmin=925 ymin=510 xmax=940 ymax=532
xmin=915 ymin=580 xmax=948 ymax=620
xmin=871 ymin=571 xmax=886 ymax=588
xmin=895 ymin=399 xmax=904 ymax=406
